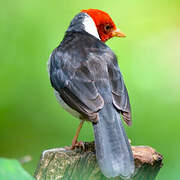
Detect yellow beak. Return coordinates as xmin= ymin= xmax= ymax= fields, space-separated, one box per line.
xmin=112 ymin=29 xmax=126 ymax=37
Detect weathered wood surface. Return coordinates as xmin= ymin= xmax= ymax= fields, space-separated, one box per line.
xmin=35 ymin=142 xmax=163 ymax=180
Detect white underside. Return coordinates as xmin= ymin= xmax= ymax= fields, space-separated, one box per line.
xmin=54 ymin=89 xmax=80 ymax=118
xmin=83 ymin=14 xmax=100 ymax=40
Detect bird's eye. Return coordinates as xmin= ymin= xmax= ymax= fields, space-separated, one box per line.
xmin=104 ymin=24 xmax=111 ymax=32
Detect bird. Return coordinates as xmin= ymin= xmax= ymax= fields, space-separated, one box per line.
xmin=48 ymin=9 xmax=135 ymax=179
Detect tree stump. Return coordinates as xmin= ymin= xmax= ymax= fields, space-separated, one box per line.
xmin=35 ymin=142 xmax=163 ymax=180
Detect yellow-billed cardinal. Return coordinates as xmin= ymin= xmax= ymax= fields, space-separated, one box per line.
xmin=48 ymin=9 xmax=134 ymax=178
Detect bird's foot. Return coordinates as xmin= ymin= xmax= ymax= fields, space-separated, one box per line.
xmin=74 ymin=141 xmax=85 ymax=150
xmin=64 ymin=141 xmax=85 ymax=150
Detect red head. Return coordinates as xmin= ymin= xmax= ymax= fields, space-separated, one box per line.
xmin=81 ymin=9 xmax=126 ymax=42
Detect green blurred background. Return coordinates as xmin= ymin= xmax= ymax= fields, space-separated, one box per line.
xmin=0 ymin=0 xmax=180 ymax=179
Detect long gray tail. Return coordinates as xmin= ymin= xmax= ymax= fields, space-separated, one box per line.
xmin=93 ymin=103 xmax=134 ymax=178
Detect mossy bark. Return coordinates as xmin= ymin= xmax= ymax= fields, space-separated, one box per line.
xmin=35 ymin=142 xmax=163 ymax=180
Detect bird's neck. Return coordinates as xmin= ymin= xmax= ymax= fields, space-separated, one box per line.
xmin=66 ymin=13 xmax=100 ymax=40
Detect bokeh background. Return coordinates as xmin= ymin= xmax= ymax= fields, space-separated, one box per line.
xmin=0 ymin=0 xmax=180 ymax=179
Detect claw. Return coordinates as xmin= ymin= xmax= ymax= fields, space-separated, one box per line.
xmin=64 ymin=141 xmax=85 ymax=150
xmin=75 ymin=141 xmax=85 ymax=150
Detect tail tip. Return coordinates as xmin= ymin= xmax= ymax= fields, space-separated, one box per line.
xmin=101 ymin=162 xmax=135 ymax=179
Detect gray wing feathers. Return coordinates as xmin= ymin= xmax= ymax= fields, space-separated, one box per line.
xmin=49 ymin=49 xmax=104 ymax=122
xmin=50 ymin=44 xmax=131 ymax=125
xmin=68 ymin=61 xmax=104 ymax=112
xmin=107 ymin=58 xmax=132 ymax=125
